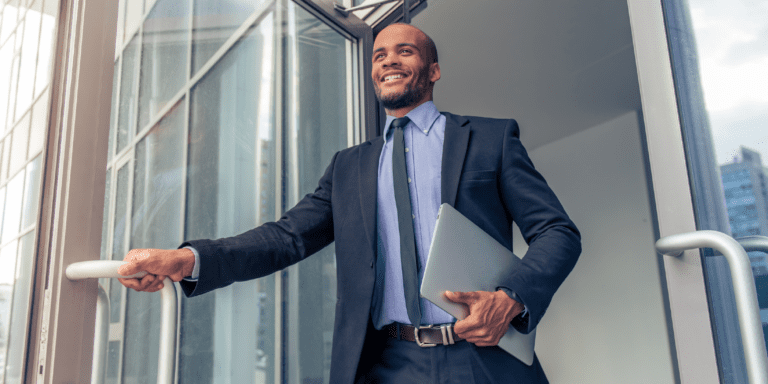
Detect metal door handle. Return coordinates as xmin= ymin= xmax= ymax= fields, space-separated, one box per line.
xmin=66 ymin=260 xmax=177 ymax=384
xmin=656 ymin=230 xmax=768 ymax=384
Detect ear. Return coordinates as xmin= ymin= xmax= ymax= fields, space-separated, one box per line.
xmin=430 ymin=62 xmax=441 ymax=83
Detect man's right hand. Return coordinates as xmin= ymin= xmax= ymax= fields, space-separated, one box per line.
xmin=117 ymin=248 xmax=196 ymax=292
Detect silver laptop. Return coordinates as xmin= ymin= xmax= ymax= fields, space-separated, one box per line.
xmin=420 ymin=203 xmax=536 ymax=365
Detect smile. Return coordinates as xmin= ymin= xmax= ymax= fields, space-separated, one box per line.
xmin=383 ymin=74 xmax=405 ymax=83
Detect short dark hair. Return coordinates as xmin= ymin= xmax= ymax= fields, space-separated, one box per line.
xmin=389 ymin=23 xmax=438 ymax=64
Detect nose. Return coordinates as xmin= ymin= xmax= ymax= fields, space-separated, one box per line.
xmin=381 ymin=52 xmax=399 ymax=67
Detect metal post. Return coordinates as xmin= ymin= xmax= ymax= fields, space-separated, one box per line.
xmin=656 ymin=230 xmax=768 ymax=384
xmin=92 ymin=284 xmax=109 ymax=384
xmin=66 ymin=260 xmax=177 ymax=384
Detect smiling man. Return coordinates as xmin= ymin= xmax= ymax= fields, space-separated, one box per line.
xmin=119 ymin=23 xmax=581 ymax=384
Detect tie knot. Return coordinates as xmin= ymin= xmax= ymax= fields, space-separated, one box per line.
xmin=391 ymin=117 xmax=411 ymax=130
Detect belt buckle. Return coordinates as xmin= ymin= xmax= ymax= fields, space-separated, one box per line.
xmin=414 ymin=324 xmax=455 ymax=347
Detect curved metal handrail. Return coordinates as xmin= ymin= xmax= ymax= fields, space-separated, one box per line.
xmin=738 ymin=236 xmax=768 ymax=254
xmin=656 ymin=230 xmax=768 ymax=384
xmin=66 ymin=260 xmax=177 ymax=384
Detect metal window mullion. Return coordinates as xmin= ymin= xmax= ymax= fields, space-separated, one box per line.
xmin=172 ymin=2 xmax=193 ymax=381
xmin=112 ymin=1 xmax=275 ymax=163
xmin=272 ymin=1 xmax=284 ymax=383
xmin=113 ymin=153 xmax=132 ymax=384
xmin=345 ymin=39 xmax=355 ymax=148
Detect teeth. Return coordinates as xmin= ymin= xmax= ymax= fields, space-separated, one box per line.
xmin=384 ymin=74 xmax=403 ymax=82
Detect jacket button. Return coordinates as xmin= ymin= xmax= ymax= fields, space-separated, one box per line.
xmin=370 ymin=261 xmax=374 ymax=268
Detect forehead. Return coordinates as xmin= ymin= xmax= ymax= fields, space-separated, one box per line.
xmin=373 ymin=25 xmax=427 ymax=50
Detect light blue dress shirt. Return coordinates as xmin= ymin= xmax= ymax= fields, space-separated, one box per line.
xmin=371 ymin=101 xmax=455 ymax=328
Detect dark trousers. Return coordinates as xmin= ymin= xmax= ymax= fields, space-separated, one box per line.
xmin=356 ymin=337 xmax=499 ymax=384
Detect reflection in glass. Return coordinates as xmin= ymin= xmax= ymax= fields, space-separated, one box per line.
xmin=137 ymin=0 xmax=189 ymax=132
xmin=182 ymin=13 xmax=276 ymax=384
xmin=0 ymin=240 xmax=19 ymax=384
xmin=110 ymin=165 xmax=129 ymax=324
xmin=4 ymin=230 xmax=35 ymax=383
xmin=2 ymin=170 xmax=24 ymax=244
xmin=34 ymin=0 xmax=55 ymax=98
xmin=108 ymin=60 xmax=119 ymax=162
xmin=283 ymin=3 xmax=349 ymax=383
xmin=117 ymin=36 xmax=139 ymax=154
xmin=15 ymin=8 xmax=40 ymax=119
xmin=132 ymin=100 xmax=185 ymax=251
xmin=191 ymin=0 xmax=263 ymax=74
xmin=122 ymin=100 xmax=185 ymax=384
xmin=6 ymin=36 xmax=19 ymax=129
xmin=9 ymin=112 xmax=29 ymax=173
xmin=100 ymin=168 xmax=112 ymax=260
xmin=0 ymin=38 xmax=13 ymax=132
xmin=20 ymin=155 xmax=40 ymax=229
xmin=664 ymin=0 xmax=768 ymax=381
xmin=28 ymin=92 xmax=48 ymax=159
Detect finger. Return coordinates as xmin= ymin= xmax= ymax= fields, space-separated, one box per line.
xmin=118 ymin=262 xmax=141 ymax=276
xmin=146 ymin=276 xmax=167 ymax=292
xmin=444 ymin=290 xmax=479 ymax=304
xmin=118 ymin=277 xmax=141 ymax=291
xmin=453 ymin=315 xmax=483 ymax=335
xmin=136 ymin=274 xmax=159 ymax=291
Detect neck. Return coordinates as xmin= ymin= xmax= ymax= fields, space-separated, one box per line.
xmin=385 ymin=96 xmax=433 ymax=118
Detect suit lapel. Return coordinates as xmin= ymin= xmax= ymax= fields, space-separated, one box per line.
xmin=359 ymin=137 xmax=384 ymax=253
xmin=441 ymin=112 xmax=471 ymax=206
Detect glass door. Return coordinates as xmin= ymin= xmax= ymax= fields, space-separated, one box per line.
xmin=30 ymin=0 xmax=377 ymax=382
xmin=660 ymin=0 xmax=768 ymax=383
xmin=629 ymin=0 xmax=768 ymax=382
xmin=96 ymin=0 xmax=374 ymax=383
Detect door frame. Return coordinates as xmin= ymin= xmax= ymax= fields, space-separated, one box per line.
xmin=626 ymin=1 xmax=720 ymax=383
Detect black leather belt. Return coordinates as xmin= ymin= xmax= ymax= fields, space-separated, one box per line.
xmin=383 ymin=323 xmax=464 ymax=347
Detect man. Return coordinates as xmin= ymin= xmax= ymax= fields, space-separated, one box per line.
xmin=119 ymin=23 xmax=581 ymax=383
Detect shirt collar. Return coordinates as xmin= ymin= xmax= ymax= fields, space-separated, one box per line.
xmin=382 ymin=101 xmax=441 ymax=139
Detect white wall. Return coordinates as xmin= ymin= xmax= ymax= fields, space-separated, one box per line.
xmin=513 ymin=111 xmax=676 ymax=383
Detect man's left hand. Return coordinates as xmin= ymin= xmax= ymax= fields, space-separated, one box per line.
xmin=444 ymin=290 xmax=524 ymax=347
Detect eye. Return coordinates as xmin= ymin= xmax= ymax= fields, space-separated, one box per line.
xmin=400 ymin=48 xmax=412 ymax=54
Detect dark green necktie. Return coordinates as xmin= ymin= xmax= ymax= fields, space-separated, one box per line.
xmin=391 ymin=116 xmax=421 ymax=326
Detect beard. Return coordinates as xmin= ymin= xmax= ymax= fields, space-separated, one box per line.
xmin=374 ymin=82 xmax=426 ymax=110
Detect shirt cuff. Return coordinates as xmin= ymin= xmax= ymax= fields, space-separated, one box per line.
xmin=182 ymin=246 xmax=201 ymax=281
xmin=497 ymin=287 xmax=529 ymax=319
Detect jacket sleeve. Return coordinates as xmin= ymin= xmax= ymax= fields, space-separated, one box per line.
xmin=497 ymin=119 xmax=582 ymax=333
xmin=178 ymin=152 xmax=339 ymax=297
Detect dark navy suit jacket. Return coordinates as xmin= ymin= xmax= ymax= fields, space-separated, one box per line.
xmin=179 ymin=112 xmax=581 ymax=384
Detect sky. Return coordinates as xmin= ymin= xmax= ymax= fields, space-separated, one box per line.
xmin=688 ymin=0 xmax=768 ymax=166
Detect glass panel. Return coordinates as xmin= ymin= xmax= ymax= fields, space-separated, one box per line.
xmin=106 ymin=340 xmax=121 ymax=384
xmin=6 ymin=35 xmax=19 ymax=128
xmin=0 ymin=38 xmax=13 ymax=133
xmin=0 ymin=187 xmax=4 ymax=240
xmin=20 ymin=154 xmax=40 ymax=228
xmin=182 ymin=13 xmax=276 ymax=384
xmin=191 ymin=0 xmax=264 ymax=74
xmin=100 ymin=167 xmax=112 ymax=260
xmin=108 ymin=60 xmax=119 ymax=162
xmin=0 ymin=239 xmax=19 ymax=383
xmin=110 ymin=164 xmax=129 ymax=324
xmin=1 ymin=134 xmax=10 ymax=181
xmin=663 ymin=0 xmax=768 ymax=382
xmin=2 ymin=169 xmax=24 ymax=243
xmin=116 ymin=35 xmax=139 ymax=154
xmin=137 ymin=0 xmax=189 ymax=132
xmin=0 ymin=2 xmax=17 ymax=42
xmin=15 ymin=7 xmax=39 ymax=118
xmin=28 ymin=91 xmax=47 ymax=159
xmin=122 ymin=99 xmax=185 ymax=384
xmin=9 ymin=111 xmax=29 ymax=174
xmin=34 ymin=0 xmax=55 ymax=98
xmin=283 ymin=3 xmax=349 ymax=383
xmin=3 ymin=230 xmax=35 ymax=384
xmin=131 ymin=99 xmax=184 ymax=250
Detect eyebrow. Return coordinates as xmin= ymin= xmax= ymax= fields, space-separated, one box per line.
xmin=372 ymin=43 xmax=420 ymax=57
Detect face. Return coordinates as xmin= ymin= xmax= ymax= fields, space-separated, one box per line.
xmin=372 ymin=25 xmax=440 ymax=111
